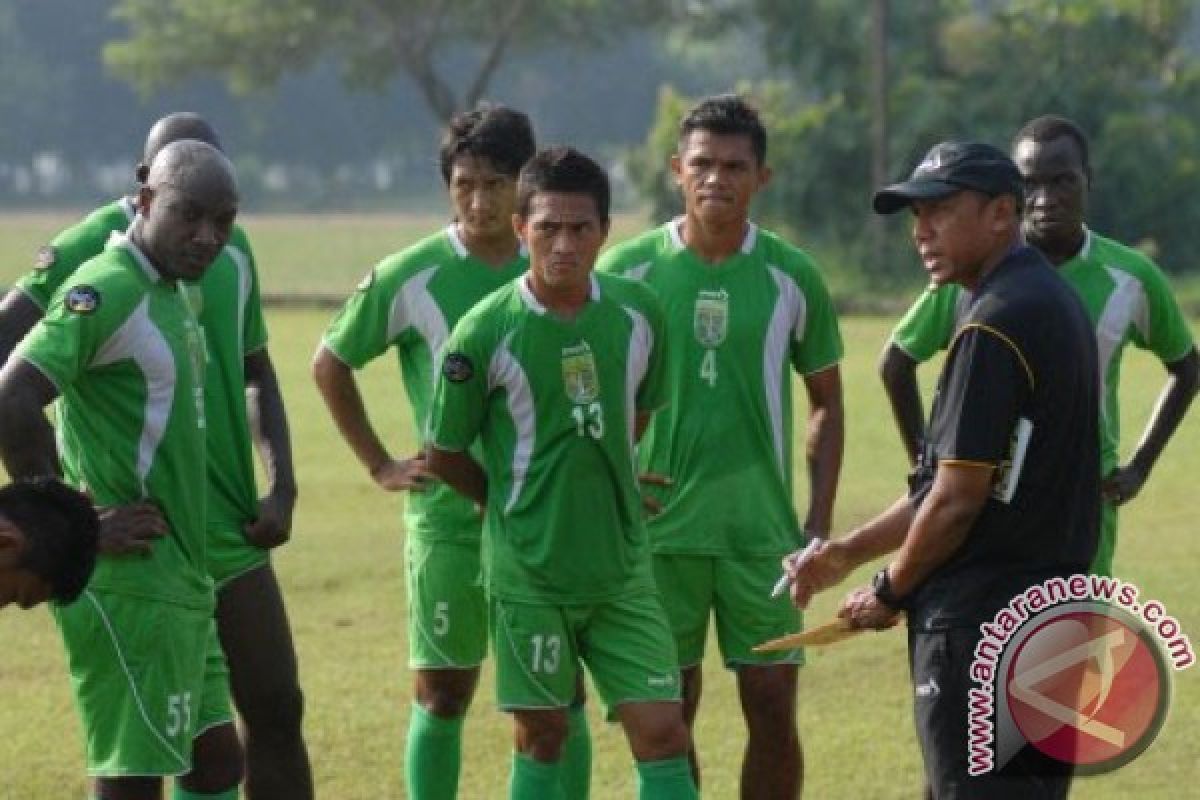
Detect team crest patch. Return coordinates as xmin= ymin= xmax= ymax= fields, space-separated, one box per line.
xmin=443 ymin=353 xmax=474 ymax=383
xmin=693 ymin=289 xmax=729 ymax=347
xmin=64 ymin=285 xmax=100 ymax=314
xmin=34 ymin=245 xmax=56 ymax=270
xmin=561 ymin=342 xmax=599 ymax=404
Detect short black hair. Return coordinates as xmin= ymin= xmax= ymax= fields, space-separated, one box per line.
xmin=679 ymin=94 xmax=768 ymax=165
xmin=138 ymin=112 xmax=223 ymax=184
xmin=516 ymin=146 xmax=610 ymax=223
xmin=1012 ymin=115 xmax=1091 ymax=175
xmin=0 ymin=479 xmax=98 ymax=604
xmin=439 ymin=104 xmax=536 ymax=186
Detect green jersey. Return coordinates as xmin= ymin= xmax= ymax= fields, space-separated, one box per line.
xmin=17 ymin=198 xmax=268 ymax=537
xmin=598 ymin=221 xmax=843 ymax=556
xmin=323 ymin=225 xmax=528 ymax=543
xmin=18 ymin=234 xmax=211 ymax=609
xmin=891 ymin=229 xmax=1195 ymax=472
xmin=428 ymin=272 xmax=667 ymax=604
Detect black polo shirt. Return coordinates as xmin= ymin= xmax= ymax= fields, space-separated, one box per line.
xmin=907 ymin=244 xmax=1100 ymax=631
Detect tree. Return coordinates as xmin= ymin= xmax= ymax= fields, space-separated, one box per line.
xmin=105 ymin=0 xmax=680 ymax=123
xmin=632 ymin=0 xmax=1200 ymax=279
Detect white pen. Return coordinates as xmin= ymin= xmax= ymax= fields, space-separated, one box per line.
xmin=770 ymin=536 xmax=823 ymax=598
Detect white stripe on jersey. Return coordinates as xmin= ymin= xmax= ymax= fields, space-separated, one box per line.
xmin=622 ymin=304 xmax=654 ymax=457
xmin=1096 ymin=266 xmax=1146 ymax=424
xmin=390 ymin=265 xmax=451 ymax=437
xmin=226 ymin=244 xmax=253 ymax=349
xmin=91 ymin=296 xmax=176 ymax=490
xmin=488 ymin=332 xmax=536 ymax=513
xmin=763 ymin=266 xmax=807 ymax=474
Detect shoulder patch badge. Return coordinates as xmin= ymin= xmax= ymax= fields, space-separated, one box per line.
xmin=443 ymin=353 xmax=474 ymax=383
xmin=65 ymin=285 xmax=101 ymax=315
xmin=34 ymin=245 xmax=56 ymax=270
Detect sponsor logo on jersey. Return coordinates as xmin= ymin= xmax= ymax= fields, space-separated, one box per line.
xmin=64 ymin=285 xmax=100 ymax=314
xmin=694 ymin=289 xmax=729 ymax=347
xmin=443 ymin=352 xmax=474 ymax=382
xmin=34 ymin=245 xmax=56 ymax=270
xmin=561 ymin=341 xmax=599 ymax=404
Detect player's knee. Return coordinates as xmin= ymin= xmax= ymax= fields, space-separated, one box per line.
xmin=240 ymin=681 xmax=306 ymax=738
xmin=631 ymin=717 xmax=691 ymax=762
xmin=514 ymin=711 xmax=569 ymax=761
xmin=186 ymin=722 xmax=245 ymax=792
xmin=414 ymin=672 xmax=476 ymax=718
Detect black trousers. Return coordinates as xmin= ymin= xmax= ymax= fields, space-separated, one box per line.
xmin=909 ymin=626 xmax=1073 ymax=800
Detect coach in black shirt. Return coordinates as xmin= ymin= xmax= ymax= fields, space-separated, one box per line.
xmin=782 ymin=141 xmax=1099 ymax=798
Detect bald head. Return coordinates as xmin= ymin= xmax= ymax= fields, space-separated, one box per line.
xmin=135 ymin=140 xmax=239 ymax=281
xmin=137 ymin=112 xmax=223 ymax=184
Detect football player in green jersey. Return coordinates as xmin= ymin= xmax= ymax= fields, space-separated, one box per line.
xmin=0 ymin=113 xmax=311 ymax=799
xmin=880 ymin=115 xmax=1198 ymax=576
xmin=598 ymin=95 xmax=844 ymax=798
xmin=0 ymin=478 xmax=99 ymax=611
xmin=0 ymin=141 xmax=240 ymax=800
xmin=314 ymin=106 xmax=592 ymax=799
xmin=428 ymin=147 xmax=697 ymax=800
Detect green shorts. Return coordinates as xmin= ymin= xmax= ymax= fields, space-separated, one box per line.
xmin=490 ymin=592 xmax=681 ymax=712
xmin=406 ymin=538 xmax=488 ymax=669
xmin=208 ymin=524 xmax=270 ymax=589
xmin=54 ymin=590 xmax=231 ymax=777
xmin=653 ymin=553 xmax=804 ymax=669
xmin=1088 ymin=501 xmax=1118 ymax=577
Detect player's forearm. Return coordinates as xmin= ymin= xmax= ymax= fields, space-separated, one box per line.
xmin=0 ymin=366 xmax=60 ymax=479
xmin=427 ymin=447 xmax=488 ymax=507
xmin=312 ymin=346 xmax=393 ymax=475
xmin=1129 ymin=348 xmax=1199 ymax=476
xmin=245 ymin=349 xmax=297 ymax=499
xmin=886 ymin=475 xmax=988 ymax=598
xmin=803 ymin=398 xmax=843 ymax=535
xmin=834 ymin=494 xmax=915 ymax=568
xmin=879 ymin=344 xmax=925 ymax=466
xmin=0 ymin=290 xmax=43 ymax=369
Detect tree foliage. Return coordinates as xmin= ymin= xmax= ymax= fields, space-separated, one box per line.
xmin=106 ymin=0 xmax=679 ymax=122
xmin=633 ymin=0 xmax=1200 ymax=278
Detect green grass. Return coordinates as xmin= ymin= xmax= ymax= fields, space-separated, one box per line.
xmin=0 ymin=213 xmax=1196 ymax=797
xmin=0 ymin=313 xmax=1196 ymax=798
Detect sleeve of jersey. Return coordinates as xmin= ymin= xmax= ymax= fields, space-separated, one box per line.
xmin=427 ymin=319 xmax=490 ymax=453
xmin=792 ymin=267 xmax=843 ymax=375
xmin=635 ymin=293 xmax=669 ymax=411
xmin=14 ymin=225 xmax=105 ymax=312
xmin=1134 ymin=264 xmax=1195 ymax=363
xmin=322 ymin=268 xmax=399 ymax=369
xmin=239 ymin=237 xmax=269 ymax=353
xmin=15 ymin=283 xmax=110 ymax=390
xmin=891 ymin=286 xmax=958 ymax=362
xmin=931 ymin=326 xmax=1027 ymax=465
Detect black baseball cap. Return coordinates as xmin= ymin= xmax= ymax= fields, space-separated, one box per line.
xmin=873 ymin=141 xmax=1023 ymax=214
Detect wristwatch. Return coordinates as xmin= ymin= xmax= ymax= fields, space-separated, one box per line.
xmin=871 ymin=566 xmax=906 ymax=611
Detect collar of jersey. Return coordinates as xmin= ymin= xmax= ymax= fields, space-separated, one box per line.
xmin=109 ymin=229 xmax=167 ymax=284
xmin=518 ymin=272 xmax=600 ymax=315
xmin=668 ymin=216 xmax=758 ymax=256
xmin=446 ymin=223 xmax=528 ymax=261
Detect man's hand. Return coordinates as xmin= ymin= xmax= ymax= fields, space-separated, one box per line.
xmin=1102 ymin=463 xmax=1147 ymax=506
xmin=638 ymin=472 xmax=672 ymax=515
xmin=371 ymin=452 xmax=433 ymax=492
xmin=243 ymin=489 xmax=297 ymax=549
xmin=97 ymin=502 xmax=168 ymax=556
xmin=782 ymin=537 xmax=851 ymax=608
xmin=838 ymin=585 xmax=901 ymax=631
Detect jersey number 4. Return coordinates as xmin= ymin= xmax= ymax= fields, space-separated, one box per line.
xmin=700 ymin=349 xmax=718 ymax=387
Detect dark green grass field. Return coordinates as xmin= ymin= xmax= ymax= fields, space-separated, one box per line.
xmin=0 ymin=213 xmax=1196 ymax=798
